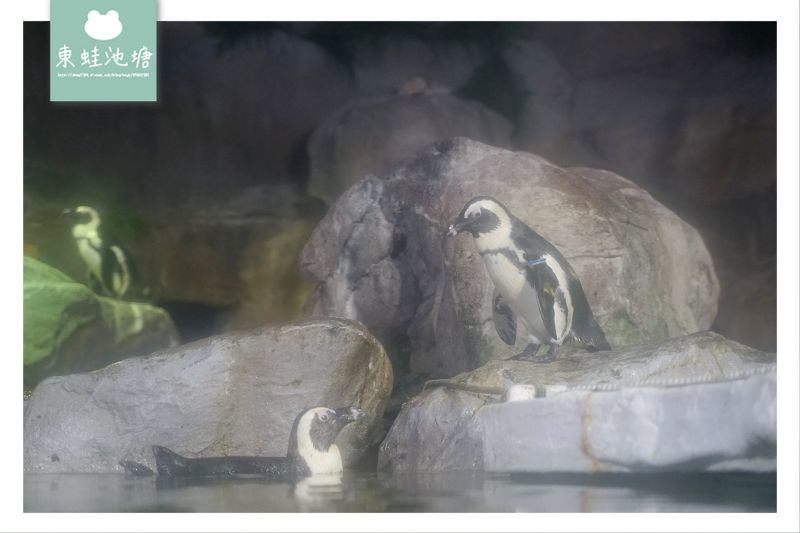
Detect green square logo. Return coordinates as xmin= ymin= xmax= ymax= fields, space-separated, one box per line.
xmin=50 ymin=0 xmax=157 ymax=102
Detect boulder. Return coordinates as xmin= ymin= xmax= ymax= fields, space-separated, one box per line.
xmin=307 ymin=95 xmax=512 ymax=204
xmin=23 ymin=257 xmax=178 ymax=388
xmin=300 ymin=138 xmax=719 ymax=377
xmin=24 ymin=318 xmax=393 ymax=474
xmin=378 ymin=332 xmax=776 ymax=474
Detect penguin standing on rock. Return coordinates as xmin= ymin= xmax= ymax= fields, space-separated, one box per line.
xmin=61 ymin=205 xmax=139 ymax=299
xmin=447 ymin=196 xmax=611 ymax=363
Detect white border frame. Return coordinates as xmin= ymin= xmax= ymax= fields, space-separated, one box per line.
xmin=3 ymin=1 xmax=798 ymax=532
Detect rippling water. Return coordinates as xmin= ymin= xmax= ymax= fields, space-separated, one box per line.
xmin=24 ymin=471 xmax=775 ymax=512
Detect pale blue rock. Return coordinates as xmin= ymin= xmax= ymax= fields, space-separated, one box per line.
xmin=477 ymin=370 xmax=775 ymax=473
xmin=378 ymin=332 xmax=775 ymax=474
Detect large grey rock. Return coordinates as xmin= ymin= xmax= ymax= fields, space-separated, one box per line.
xmin=301 ymin=138 xmax=719 ymax=377
xmin=307 ymin=95 xmax=512 ymax=204
xmin=378 ymin=332 xmax=775 ymax=474
xmin=24 ymin=319 xmax=393 ymax=474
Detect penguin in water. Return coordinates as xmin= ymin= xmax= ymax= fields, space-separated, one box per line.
xmin=447 ymin=196 xmax=611 ymax=363
xmin=120 ymin=406 xmax=365 ymax=479
xmin=61 ymin=205 xmax=140 ymax=299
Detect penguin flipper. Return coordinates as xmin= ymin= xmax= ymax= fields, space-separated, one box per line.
xmin=492 ymin=290 xmax=517 ymax=345
xmin=530 ymin=263 xmax=561 ymax=342
xmin=153 ymin=445 xmax=189 ymax=476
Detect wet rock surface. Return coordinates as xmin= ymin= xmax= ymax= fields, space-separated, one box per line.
xmin=301 ymin=138 xmax=719 ymax=378
xmin=378 ymin=332 xmax=776 ymax=474
xmin=24 ymin=319 xmax=393 ymax=474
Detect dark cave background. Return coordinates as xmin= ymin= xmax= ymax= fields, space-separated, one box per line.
xmin=23 ymin=21 xmax=776 ymax=352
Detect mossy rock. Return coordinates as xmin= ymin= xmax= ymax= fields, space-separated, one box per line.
xmin=23 ymin=257 xmax=178 ymax=387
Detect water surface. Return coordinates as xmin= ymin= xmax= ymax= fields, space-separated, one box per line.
xmin=24 ymin=471 xmax=775 ymax=512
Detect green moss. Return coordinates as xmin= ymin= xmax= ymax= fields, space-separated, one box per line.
xmin=601 ymin=308 xmax=671 ymax=349
xmin=600 ymin=309 xmax=645 ymax=348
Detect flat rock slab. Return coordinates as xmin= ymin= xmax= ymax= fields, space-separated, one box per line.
xmin=25 ymin=319 xmax=393 ymax=474
xmin=378 ymin=332 xmax=775 ymax=474
xmin=444 ymin=331 xmax=773 ymax=390
xmin=478 ymin=371 xmax=775 ymax=473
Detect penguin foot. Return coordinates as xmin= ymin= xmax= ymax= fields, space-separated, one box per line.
xmin=509 ymin=343 xmax=541 ymax=361
xmin=529 ymin=344 xmax=559 ymax=364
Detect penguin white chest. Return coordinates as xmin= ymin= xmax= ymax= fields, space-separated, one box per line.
xmin=480 ymin=252 xmax=550 ymax=342
xmin=77 ymin=238 xmax=102 ymax=279
xmin=302 ymin=444 xmax=343 ymax=475
xmin=482 ymin=253 xmax=526 ymax=299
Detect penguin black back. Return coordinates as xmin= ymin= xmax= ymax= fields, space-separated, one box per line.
xmin=120 ymin=406 xmax=365 ymax=479
xmin=509 ymin=213 xmax=611 ymax=352
xmin=152 ymin=445 xmax=309 ymax=479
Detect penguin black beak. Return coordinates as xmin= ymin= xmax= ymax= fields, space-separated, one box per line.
xmin=333 ymin=407 xmax=365 ymax=424
xmin=446 ymin=218 xmax=467 ymax=237
xmin=60 ymin=208 xmax=74 ymax=218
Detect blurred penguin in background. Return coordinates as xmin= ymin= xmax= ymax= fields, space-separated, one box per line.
xmin=61 ymin=205 xmax=145 ymax=300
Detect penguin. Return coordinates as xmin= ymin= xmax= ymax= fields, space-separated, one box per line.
xmin=120 ymin=406 xmax=365 ymax=479
xmin=61 ymin=205 xmax=139 ymax=299
xmin=447 ymin=196 xmax=611 ymax=363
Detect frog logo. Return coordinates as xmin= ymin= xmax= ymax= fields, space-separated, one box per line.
xmin=83 ymin=10 xmax=123 ymax=41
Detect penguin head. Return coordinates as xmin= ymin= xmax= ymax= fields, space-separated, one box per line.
xmin=287 ymin=406 xmax=365 ymax=473
xmin=447 ymin=196 xmax=509 ymax=238
xmin=61 ymin=206 xmax=100 ymax=237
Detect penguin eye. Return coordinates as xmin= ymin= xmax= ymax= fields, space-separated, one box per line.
xmin=318 ymin=412 xmax=330 ymax=423
xmin=468 ymin=210 xmax=480 ymax=220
